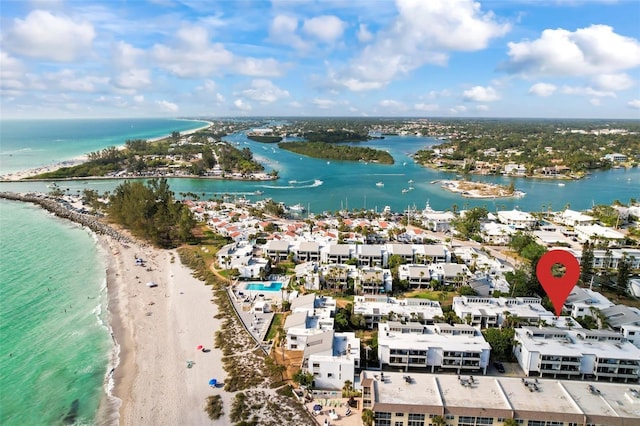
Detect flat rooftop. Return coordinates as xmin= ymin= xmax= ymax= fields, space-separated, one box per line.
xmin=363 ymin=371 xmax=640 ymax=420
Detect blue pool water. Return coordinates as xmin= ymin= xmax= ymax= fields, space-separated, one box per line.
xmin=245 ymin=282 xmax=283 ymax=292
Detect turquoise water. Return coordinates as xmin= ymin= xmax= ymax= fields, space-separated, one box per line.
xmin=0 ymin=200 xmax=111 ymax=425
xmin=0 ymin=118 xmax=206 ymax=425
xmin=0 ymin=118 xmax=208 ymax=175
xmin=2 ymin=130 xmax=637 ymax=213
xmin=245 ymin=282 xmax=283 ymax=292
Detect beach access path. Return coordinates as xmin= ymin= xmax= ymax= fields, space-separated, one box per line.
xmin=101 ymin=234 xmax=233 ymax=425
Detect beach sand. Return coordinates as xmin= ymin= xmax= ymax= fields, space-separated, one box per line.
xmin=98 ymin=234 xmax=231 ymax=425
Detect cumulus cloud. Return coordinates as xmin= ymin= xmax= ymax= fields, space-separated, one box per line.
xmin=334 ymin=0 xmax=509 ymax=90
xmin=269 ymin=15 xmax=309 ymax=50
xmin=0 ymin=52 xmax=25 ymax=94
xmin=233 ymin=98 xmax=252 ymax=111
xmin=152 ymin=26 xmax=233 ymax=78
xmin=504 ymin=25 xmax=640 ymax=77
xmin=156 ymin=99 xmax=178 ymax=112
xmin=379 ymin=99 xmax=408 ymax=111
xmin=240 ymin=79 xmax=290 ymax=103
xmin=357 ymin=24 xmax=373 ymax=43
xmin=561 ymin=85 xmax=615 ymax=97
xmin=414 ymin=103 xmax=439 ymax=112
xmin=463 ymin=86 xmax=500 ymax=102
xmin=4 ymin=10 xmax=95 ymax=61
xmin=449 ymin=105 xmax=468 ymax=114
xmin=528 ymin=82 xmax=557 ymax=97
xmin=312 ymin=98 xmax=336 ymax=109
xmin=233 ymin=57 xmax=285 ymax=77
xmin=302 ymin=15 xmax=346 ymax=44
xmin=627 ymin=99 xmax=640 ymax=109
xmin=591 ymin=73 xmax=634 ymax=91
xmin=113 ymin=68 xmax=151 ymax=91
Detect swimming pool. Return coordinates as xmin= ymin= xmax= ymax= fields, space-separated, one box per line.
xmin=245 ymin=281 xmax=283 ymax=292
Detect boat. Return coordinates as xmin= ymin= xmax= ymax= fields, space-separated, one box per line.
xmin=254 ymin=190 xmax=264 ymax=195
xmin=558 ymin=183 xmax=565 ymax=187
xmin=289 ymin=203 xmax=306 ymax=213
xmin=376 ymin=182 xmax=384 ymax=187
xmin=327 ymin=161 xmax=330 ymax=165
xmin=408 ymin=179 xmax=414 ymax=184
xmin=401 ymin=189 xmax=409 ymax=193
xmin=288 ymin=180 xmax=297 ymax=184
xmin=409 ymin=186 xmax=415 ymax=190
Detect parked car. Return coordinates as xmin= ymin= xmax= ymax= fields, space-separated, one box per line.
xmin=493 ymin=361 xmax=505 ymax=373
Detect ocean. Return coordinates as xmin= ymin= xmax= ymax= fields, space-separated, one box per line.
xmin=0 ymin=118 xmax=207 ymax=425
xmin=0 ymin=118 xmax=638 ymax=424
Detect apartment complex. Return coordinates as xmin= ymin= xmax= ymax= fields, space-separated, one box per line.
xmin=360 ymin=370 xmax=640 ymax=426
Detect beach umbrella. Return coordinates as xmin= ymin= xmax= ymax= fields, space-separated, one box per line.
xmin=196 ymin=345 xmax=203 ymax=351
xmin=208 ymin=379 xmax=217 ymax=387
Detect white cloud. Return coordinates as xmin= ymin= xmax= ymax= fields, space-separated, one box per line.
xmin=335 ymin=0 xmax=509 ymax=90
xmin=312 ymin=98 xmax=336 ymax=109
xmin=591 ymin=73 xmax=634 ymax=91
xmin=0 ymin=52 xmax=25 ymax=94
xmin=449 ymin=105 xmax=468 ymax=114
xmin=233 ymin=98 xmax=252 ymax=111
xmin=357 ymin=24 xmax=373 ymax=43
xmin=4 ymin=10 xmax=95 ymax=61
xmin=426 ymin=89 xmax=451 ymax=99
xmin=475 ymin=104 xmax=489 ymax=111
xmin=240 ymin=79 xmax=290 ymax=103
xmin=289 ymin=101 xmax=302 ymax=108
xmin=302 ymin=15 xmax=346 ymax=44
xmin=379 ymin=99 xmax=408 ymax=111
xmin=561 ymin=85 xmax=615 ymax=97
xmin=504 ymin=25 xmax=640 ymax=77
xmin=627 ymin=99 xmax=640 ymax=109
xmin=528 ymin=82 xmax=557 ymax=97
xmin=152 ymin=26 xmax=233 ymax=77
xmin=463 ymin=86 xmax=500 ymax=102
xmin=233 ymin=57 xmax=285 ymax=77
xmin=589 ymin=98 xmax=601 ymax=106
xmin=46 ymin=70 xmax=108 ymax=92
xmin=113 ymin=69 xmax=151 ymax=91
xmin=414 ymin=103 xmax=439 ymax=112
xmin=269 ymin=15 xmax=309 ymax=50
xmin=215 ymin=93 xmax=225 ymax=103
xmin=133 ymin=95 xmax=144 ymax=103
xmin=112 ymin=41 xmax=145 ymax=69
xmin=198 ymin=79 xmax=217 ymax=93
xmin=156 ymin=99 xmax=178 ymax=112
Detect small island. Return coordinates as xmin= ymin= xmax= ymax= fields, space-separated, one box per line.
xmin=439 ymin=179 xmax=525 ymax=198
xmin=278 ymin=141 xmax=394 ymax=164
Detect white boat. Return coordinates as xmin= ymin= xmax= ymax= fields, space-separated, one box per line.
xmin=401 ymin=188 xmax=409 ymax=193
xmin=254 ymin=190 xmax=264 ymax=195
xmin=376 ymin=182 xmax=384 ymax=187
xmin=558 ymin=183 xmax=565 ymax=187
xmin=288 ymin=180 xmax=297 ymax=184
xmin=408 ymin=179 xmax=414 ymax=184
xmin=289 ymin=203 xmax=306 ymax=213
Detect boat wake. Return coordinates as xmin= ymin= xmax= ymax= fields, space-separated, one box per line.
xmin=262 ymin=179 xmax=323 ymax=189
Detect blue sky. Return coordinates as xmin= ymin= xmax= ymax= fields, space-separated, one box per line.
xmin=1 ymin=0 xmax=639 ymax=119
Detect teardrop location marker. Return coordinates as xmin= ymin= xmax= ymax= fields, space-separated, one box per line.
xmin=536 ymin=250 xmax=581 ymax=316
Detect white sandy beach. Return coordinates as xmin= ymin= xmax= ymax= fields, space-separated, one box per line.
xmin=99 ymin=233 xmax=231 ymax=425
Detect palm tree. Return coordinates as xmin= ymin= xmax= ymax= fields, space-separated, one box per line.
xmin=342 ymin=379 xmax=354 ymax=397
xmin=361 ymin=409 xmax=374 ymax=426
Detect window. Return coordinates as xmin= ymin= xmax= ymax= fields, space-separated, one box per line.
xmin=376 ymin=412 xmax=392 ymax=426
xmin=395 ymin=422 xmax=404 ymax=426
xmin=395 ymin=413 xmax=405 ymax=417
xmin=476 ymin=417 xmax=493 ymax=425
xmin=408 ymin=413 xmax=425 ymax=426
xmin=327 ymin=373 xmax=333 ymax=378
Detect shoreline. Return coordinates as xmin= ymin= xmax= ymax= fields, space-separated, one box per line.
xmin=0 ymin=120 xmax=213 ymax=182
xmin=439 ymin=179 xmax=526 ymax=199
xmin=0 ymin=192 xmax=230 ymax=425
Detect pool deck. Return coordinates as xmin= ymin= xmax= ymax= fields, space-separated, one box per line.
xmin=229 ymin=285 xmax=279 ymax=346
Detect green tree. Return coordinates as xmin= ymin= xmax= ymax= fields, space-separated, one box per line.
xmin=616 ymin=254 xmax=631 ymax=294
xmin=361 ymin=409 xmax=374 ymax=426
xmin=483 ymin=327 xmax=515 ymax=361
xmin=580 ymin=241 xmax=594 ymax=283
xmin=292 ymin=370 xmax=313 ymax=388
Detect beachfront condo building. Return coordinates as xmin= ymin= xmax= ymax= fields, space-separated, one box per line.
xmin=359 ymin=370 xmax=640 ymax=426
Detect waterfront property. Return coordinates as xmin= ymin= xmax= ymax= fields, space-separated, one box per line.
xmin=359 ymin=370 xmax=640 ymax=426
xmin=244 ymin=281 xmax=283 ymax=292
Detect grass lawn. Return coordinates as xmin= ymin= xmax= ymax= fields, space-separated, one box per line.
xmin=266 ymin=313 xmax=284 ymax=341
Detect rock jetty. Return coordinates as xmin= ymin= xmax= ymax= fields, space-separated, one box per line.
xmin=0 ymin=192 xmax=135 ymax=245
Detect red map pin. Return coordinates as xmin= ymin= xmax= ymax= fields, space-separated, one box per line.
xmin=536 ymin=250 xmax=580 ymax=316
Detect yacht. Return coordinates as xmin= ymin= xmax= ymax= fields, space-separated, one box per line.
xmin=401 ymin=188 xmax=409 ymax=194
xmin=376 ymin=182 xmax=384 ymax=187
